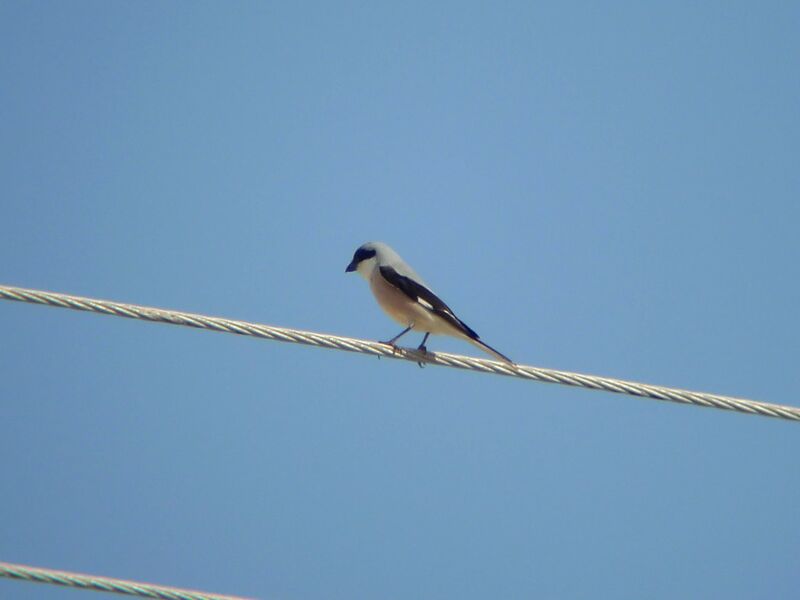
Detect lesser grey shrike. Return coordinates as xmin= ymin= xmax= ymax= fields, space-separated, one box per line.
xmin=345 ymin=241 xmax=513 ymax=363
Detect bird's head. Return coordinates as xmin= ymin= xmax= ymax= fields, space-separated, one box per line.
xmin=345 ymin=241 xmax=384 ymax=278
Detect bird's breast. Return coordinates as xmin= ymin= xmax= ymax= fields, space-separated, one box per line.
xmin=368 ymin=271 xmax=455 ymax=335
xmin=369 ymin=271 xmax=416 ymax=325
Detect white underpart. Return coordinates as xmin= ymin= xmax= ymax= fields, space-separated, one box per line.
xmin=359 ymin=259 xmax=467 ymax=338
xmin=355 ymin=256 xmax=377 ymax=279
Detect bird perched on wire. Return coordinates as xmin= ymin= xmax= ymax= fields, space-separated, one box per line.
xmin=345 ymin=241 xmax=513 ymax=364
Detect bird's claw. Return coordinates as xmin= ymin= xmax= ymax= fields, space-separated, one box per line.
xmin=379 ymin=341 xmax=402 ymax=355
xmin=416 ymin=345 xmax=429 ymax=368
xmin=378 ymin=340 xmax=430 ymax=368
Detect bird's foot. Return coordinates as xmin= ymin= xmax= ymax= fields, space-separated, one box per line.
xmin=379 ymin=340 xmax=402 ymax=355
xmin=415 ymin=345 xmax=429 ymax=368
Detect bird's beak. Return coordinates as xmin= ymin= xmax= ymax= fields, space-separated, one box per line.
xmin=345 ymin=260 xmax=357 ymax=273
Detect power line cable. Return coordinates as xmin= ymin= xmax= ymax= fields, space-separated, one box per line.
xmin=0 ymin=561 xmax=252 ymax=599
xmin=1 ymin=284 xmax=797 ymax=422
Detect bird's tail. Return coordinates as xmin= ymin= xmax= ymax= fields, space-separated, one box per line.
xmin=468 ymin=337 xmax=514 ymax=364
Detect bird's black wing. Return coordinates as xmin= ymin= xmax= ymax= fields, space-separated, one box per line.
xmin=379 ymin=265 xmax=478 ymax=339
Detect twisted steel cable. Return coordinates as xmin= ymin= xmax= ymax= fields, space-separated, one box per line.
xmin=1 ymin=284 xmax=798 ymax=422
xmin=0 ymin=561 xmax=251 ymax=599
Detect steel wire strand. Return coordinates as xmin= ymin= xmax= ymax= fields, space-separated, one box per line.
xmin=0 ymin=561 xmax=252 ymax=599
xmin=1 ymin=284 xmax=797 ymax=422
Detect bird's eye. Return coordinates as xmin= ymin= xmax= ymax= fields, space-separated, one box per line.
xmin=355 ymin=248 xmax=376 ymax=263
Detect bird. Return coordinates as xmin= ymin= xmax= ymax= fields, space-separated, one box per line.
xmin=345 ymin=241 xmax=513 ymax=363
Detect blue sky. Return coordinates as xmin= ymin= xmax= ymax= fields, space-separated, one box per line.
xmin=2 ymin=2 xmax=799 ymax=599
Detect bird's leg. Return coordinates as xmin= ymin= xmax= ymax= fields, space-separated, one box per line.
xmin=413 ymin=332 xmax=431 ymax=368
xmin=380 ymin=325 xmax=412 ymax=349
xmin=417 ymin=332 xmax=430 ymax=353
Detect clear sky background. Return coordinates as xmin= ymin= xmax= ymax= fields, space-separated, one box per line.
xmin=2 ymin=2 xmax=799 ymax=599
